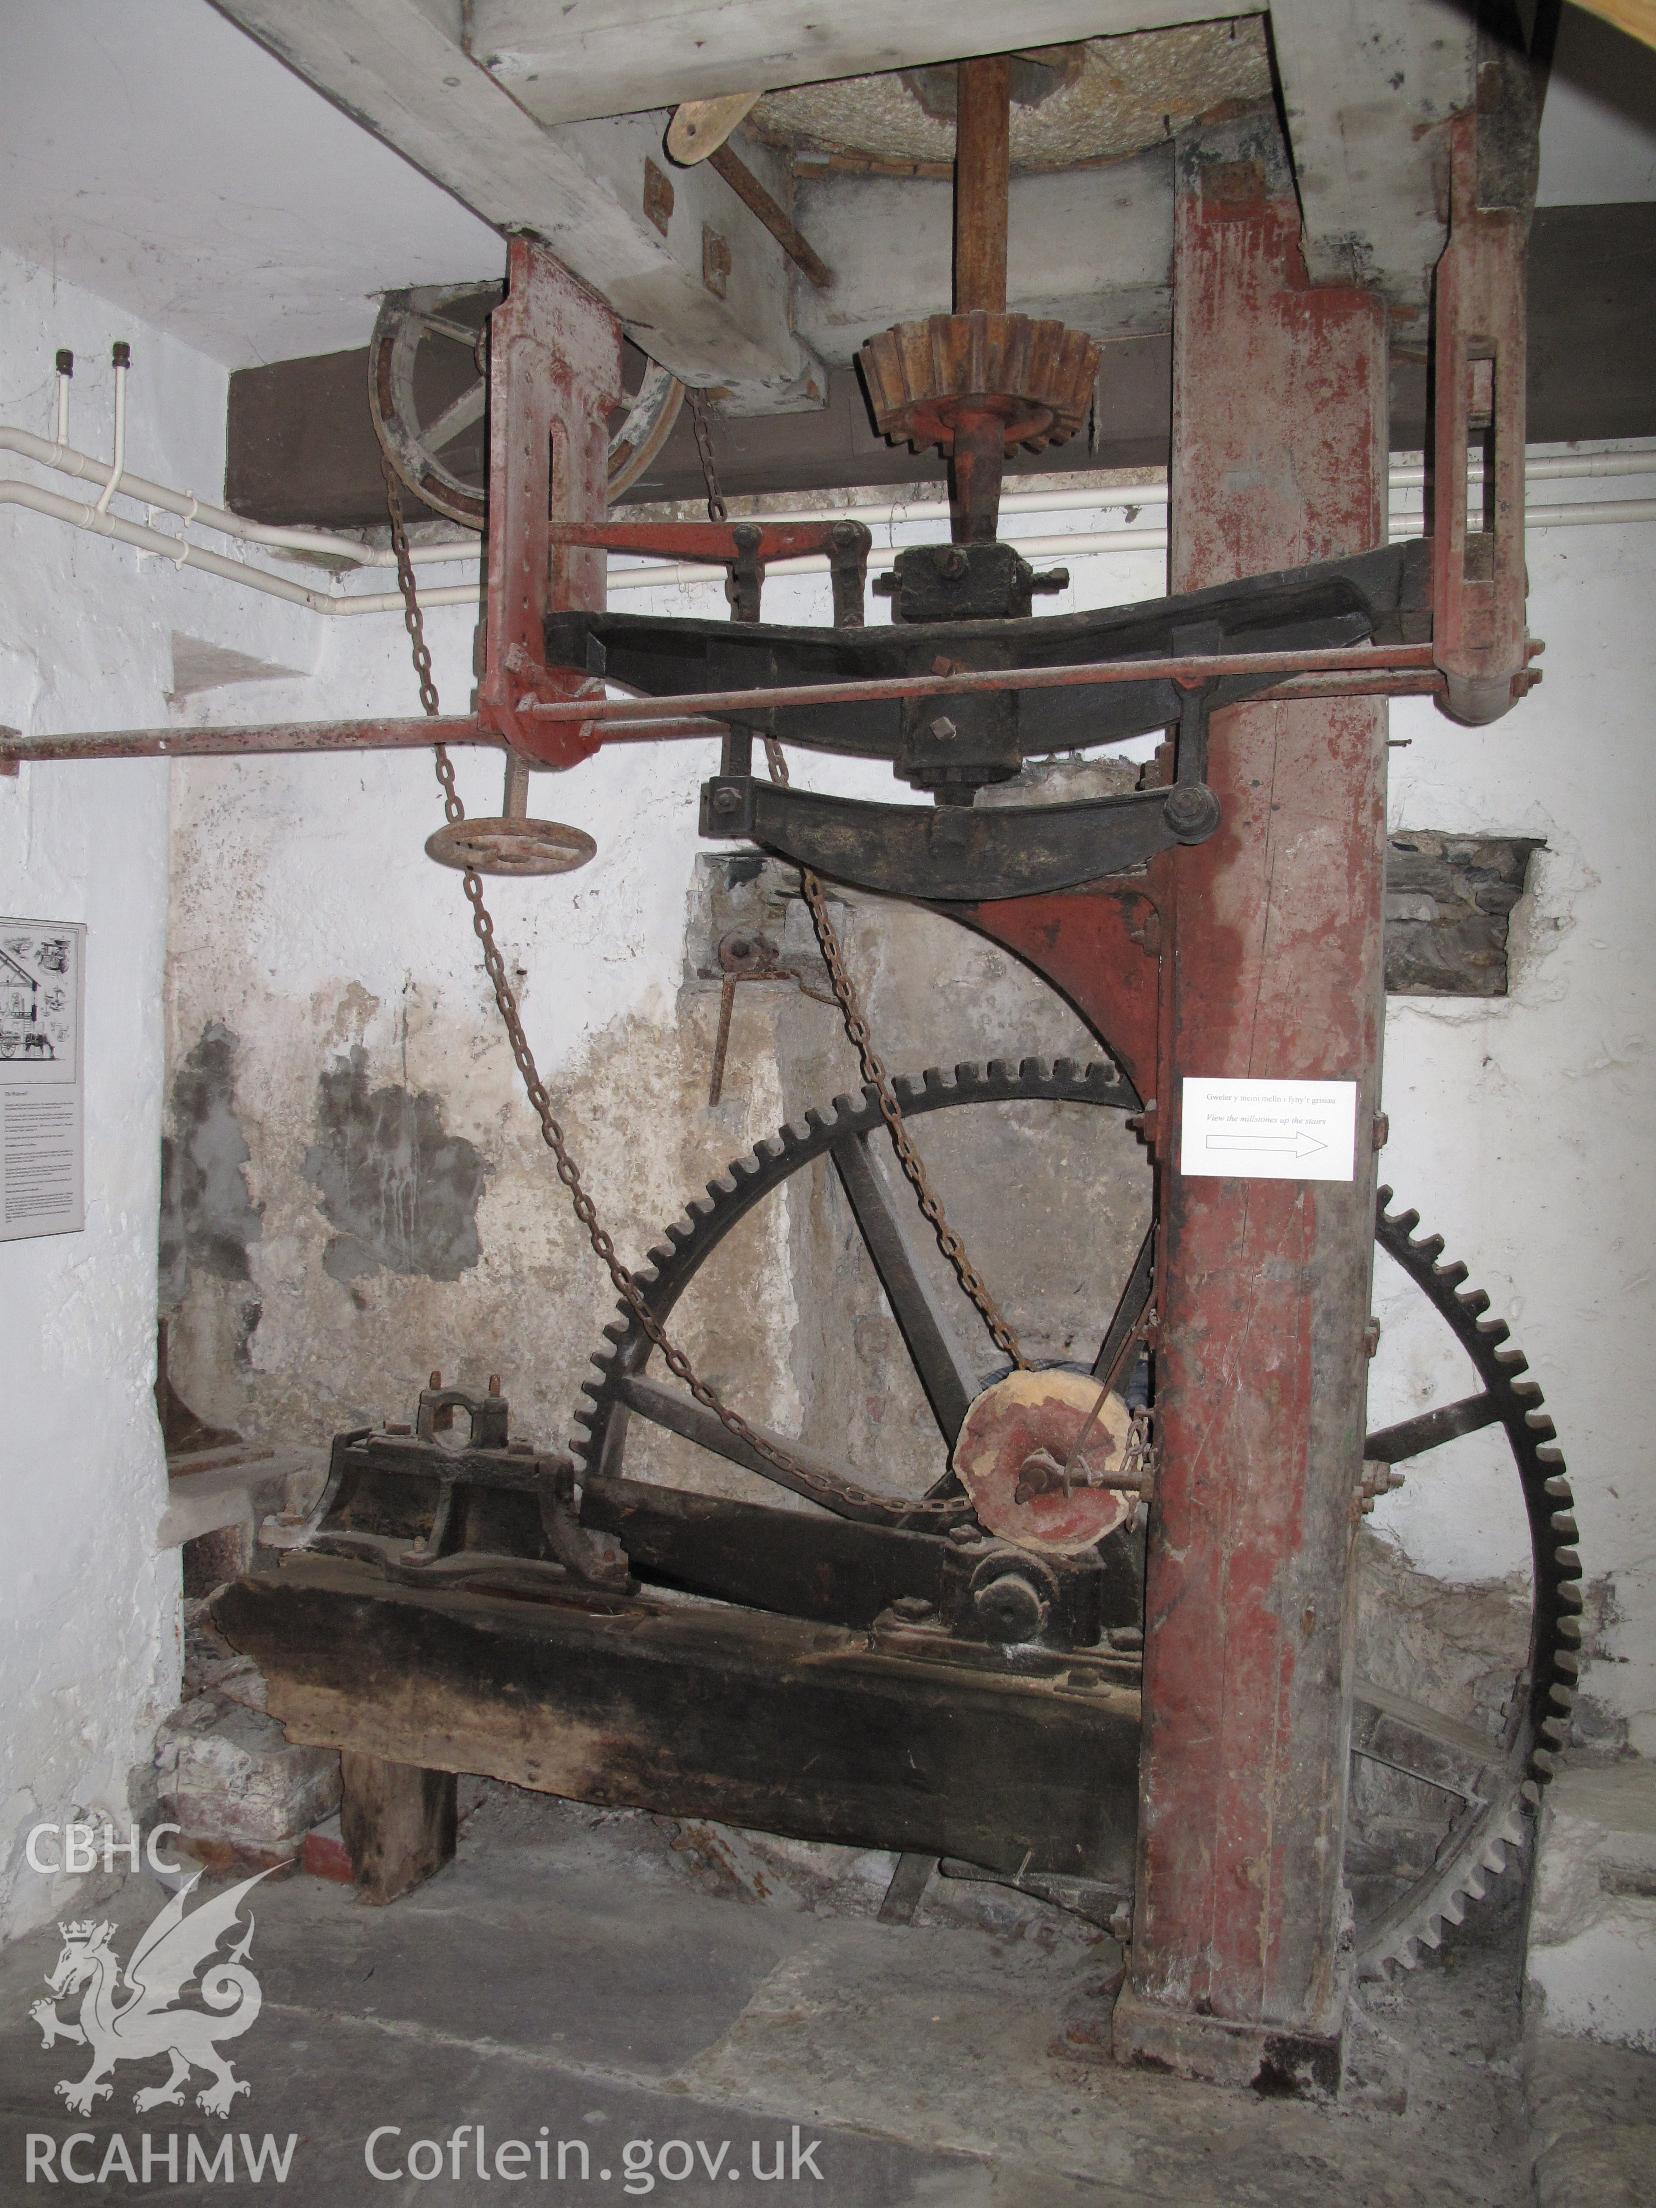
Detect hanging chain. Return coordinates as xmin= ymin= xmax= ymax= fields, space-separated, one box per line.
xmin=758 ymin=734 xmax=1028 ymax=1370
xmin=380 ymin=455 xmax=968 ymax=1525
xmin=686 ymin=387 xmax=729 ymax=524
xmin=685 ymin=400 xmax=1030 ymax=1374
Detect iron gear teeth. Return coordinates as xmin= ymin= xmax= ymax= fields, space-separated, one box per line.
xmin=1361 ymin=1190 xmax=1580 ymax=1978
xmin=569 ymin=1059 xmax=1135 ymax=1480
xmin=573 ymin=1135 xmax=1572 ymax=1984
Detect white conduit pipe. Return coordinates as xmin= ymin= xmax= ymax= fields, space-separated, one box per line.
xmin=0 ymin=426 xmax=475 ymax=569
xmin=0 ymin=478 xmax=479 ymax=616
xmin=93 ymin=348 xmax=128 ymax=516
xmin=1 ymin=423 xmax=1652 ymax=614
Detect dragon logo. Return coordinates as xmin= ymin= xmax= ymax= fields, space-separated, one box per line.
xmin=29 ymin=1870 xmax=270 ymax=2117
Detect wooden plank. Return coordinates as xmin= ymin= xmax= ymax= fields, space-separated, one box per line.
xmin=1117 ymin=115 xmax=1389 ymax=2086
xmin=218 ymin=1556 xmax=1140 ymax=1883
xmin=222 ymin=204 xmax=1656 ymax=528
xmin=579 ymin=1473 xmax=947 ymax=1626
xmin=339 ymin=1750 xmax=457 ymax=1903
xmin=471 ymin=0 xmax=1205 ymax=128
xmin=1269 ymin=0 xmax=1475 ymax=301
xmin=223 ymin=348 xmax=1173 ymax=528
xmin=212 ymin=0 xmax=813 ymax=403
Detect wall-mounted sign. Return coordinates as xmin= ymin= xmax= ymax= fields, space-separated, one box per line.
xmin=1180 ymin=1076 xmax=1358 ymax=1183
xmin=1 ymin=916 xmax=85 ymax=1241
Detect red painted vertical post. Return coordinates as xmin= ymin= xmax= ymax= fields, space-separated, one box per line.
xmin=1112 ymin=129 xmax=1388 ymax=2092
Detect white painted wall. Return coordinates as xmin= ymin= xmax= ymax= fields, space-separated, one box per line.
xmin=0 ymin=243 xmax=321 ymax=1940
xmin=1371 ymin=468 xmax=1656 ymax=1755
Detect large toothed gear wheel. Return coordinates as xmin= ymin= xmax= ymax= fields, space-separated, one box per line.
xmin=571 ymin=1062 xmax=1578 ymax=1977
xmin=1356 ymin=1190 xmax=1582 ymax=1975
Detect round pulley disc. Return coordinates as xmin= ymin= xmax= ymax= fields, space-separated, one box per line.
xmin=952 ymin=1367 xmax=1136 ymax=1554
xmin=369 ymin=281 xmax=684 ymax=530
xmin=424 ymin=817 xmax=597 ymax=878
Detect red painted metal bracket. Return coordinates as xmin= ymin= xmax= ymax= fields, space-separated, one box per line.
xmin=474 ymin=236 xmax=623 ymax=768
xmin=1432 ymin=114 xmax=1534 ymax=726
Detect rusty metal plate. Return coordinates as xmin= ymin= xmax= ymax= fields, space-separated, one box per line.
xmin=424 ymin=816 xmax=597 ymax=877
xmin=952 ymin=1368 xmax=1135 ymax=1554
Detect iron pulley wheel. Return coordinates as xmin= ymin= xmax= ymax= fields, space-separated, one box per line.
xmin=369 ymin=279 xmax=684 ymax=528
xmin=570 ymin=1060 xmax=1580 ymax=1977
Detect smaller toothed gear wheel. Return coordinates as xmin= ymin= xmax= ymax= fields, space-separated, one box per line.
xmin=859 ymin=310 xmax=1100 ymax=457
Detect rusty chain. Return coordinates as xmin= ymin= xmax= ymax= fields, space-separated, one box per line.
xmin=758 ymin=735 xmax=1028 ymax=1369
xmin=380 ymin=454 xmax=971 ymax=1526
xmin=686 ymin=387 xmax=730 ymax=524
xmin=682 ymin=395 xmax=1030 ymax=1373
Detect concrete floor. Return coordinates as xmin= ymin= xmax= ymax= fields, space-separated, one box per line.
xmin=0 ymin=1786 xmax=1604 ymax=2206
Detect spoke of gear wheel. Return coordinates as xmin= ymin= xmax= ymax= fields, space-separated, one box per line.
xmin=572 ymin=1071 xmax=1579 ymax=1982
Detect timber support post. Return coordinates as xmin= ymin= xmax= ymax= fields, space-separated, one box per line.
xmin=340 ymin=1750 xmax=459 ymax=1905
xmin=1112 ymin=118 xmax=1389 ymax=2094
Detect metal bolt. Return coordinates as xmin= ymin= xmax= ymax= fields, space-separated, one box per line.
xmin=946 ymin=1523 xmax=982 ymax=1547
xmin=1373 ymin=1111 xmax=1390 ymax=1151
xmin=937 ymin=547 xmax=968 ymax=579
xmin=872 ymin=572 xmax=898 ymax=596
xmin=487 ymin=1373 xmax=502 ymax=1395
xmin=429 ymin=1370 xmax=442 ymax=1389
xmin=928 ymin=715 xmax=958 ymax=744
xmin=890 ymin=1594 xmax=934 ymax=1622
xmin=1163 ymin=781 xmax=1222 ymax=842
xmin=710 ymin=784 xmax=742 ymax=816
xmin=1031 ymin=567 xmax=1070 ymax=594
xmin=385 ymin=1422 xmax=413 ymax=1437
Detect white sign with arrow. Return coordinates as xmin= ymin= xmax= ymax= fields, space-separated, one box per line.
xmin=1179 ymin=1076 xmax=1358 ymax=1183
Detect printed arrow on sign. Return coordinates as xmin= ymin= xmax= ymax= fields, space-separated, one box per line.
xmin=1206 ymin=1130 xmax=1327 ymax=1159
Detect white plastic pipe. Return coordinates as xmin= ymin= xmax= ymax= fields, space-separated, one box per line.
xmin=94 ymin=350 xmax=127 ymax=516
xmin=0 ymin=478 xmax=479 ymax=616
xmin=3 ymin=407 xmax=1653 ymax=614
xmin=0 ymin=425 xmax=475 ymax=569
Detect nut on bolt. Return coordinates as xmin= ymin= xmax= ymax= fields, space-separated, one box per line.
xmin=710 ymin=783 xmax=743 ymax=817
xmin=1356 ymin=1459 xmax=1406 ymax=1514
xmin=1163 ymin=781 xmax=1222 ymax=843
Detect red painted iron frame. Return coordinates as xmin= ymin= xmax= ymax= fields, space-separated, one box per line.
xmin=0 ymin=146 xmax=1533 ymax=2076
xmin=1 ymin=131 xmax=1530 ymax=780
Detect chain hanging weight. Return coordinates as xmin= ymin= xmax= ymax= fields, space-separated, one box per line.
xmin=381 ymin=456 xmax=975 ymax=1526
